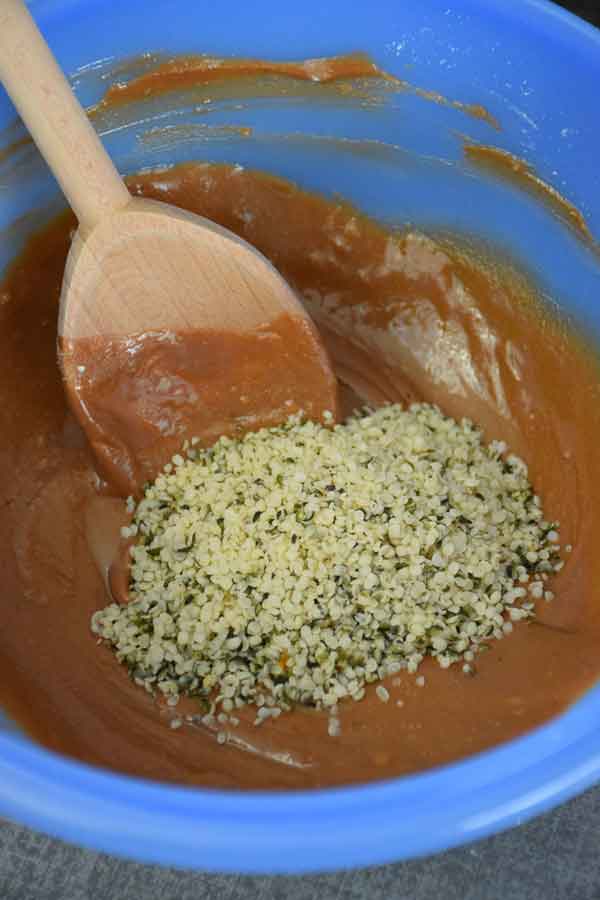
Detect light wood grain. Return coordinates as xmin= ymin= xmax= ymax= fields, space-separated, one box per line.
xmin=58 ymin=197 xmax=319 ymax=340
xmin=0 ymin=0 xmax=130 ymax=232
xmin=0 ymin=0 xmax=337 ymax=491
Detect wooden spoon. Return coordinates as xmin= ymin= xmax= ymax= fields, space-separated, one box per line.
xmin=0 ymin=0 xmax=338 ymax=497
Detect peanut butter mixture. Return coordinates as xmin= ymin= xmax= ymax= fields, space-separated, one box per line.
xmin=0 ymin=159 xmax=599 ymax=789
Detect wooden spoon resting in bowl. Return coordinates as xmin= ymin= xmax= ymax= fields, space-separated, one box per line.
xmin=0 ymin=0 xmax=338 ymax=497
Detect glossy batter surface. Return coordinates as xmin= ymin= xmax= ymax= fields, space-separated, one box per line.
xmin=1 ymin=162 xmax=599 ymax=789
xmin=62 ymin=312 xmax=338 ymax=498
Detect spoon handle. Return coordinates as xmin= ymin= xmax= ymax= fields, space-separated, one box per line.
xmin=0 ymin=0 xmax=130 ymax=233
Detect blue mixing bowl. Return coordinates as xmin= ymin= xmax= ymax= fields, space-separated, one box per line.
xmin=1 ymin=0 xmax=599 ymax=874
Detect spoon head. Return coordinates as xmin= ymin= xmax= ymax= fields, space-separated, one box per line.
xmin=59 ymin=197 xmax=338 ymax=495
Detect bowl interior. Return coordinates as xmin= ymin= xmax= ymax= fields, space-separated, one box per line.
xmin=0 ymin=0 xmax=599 ymax=873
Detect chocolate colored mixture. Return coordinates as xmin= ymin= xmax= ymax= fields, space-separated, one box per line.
xmin=0 ymin=159 xmax=599 ymax=789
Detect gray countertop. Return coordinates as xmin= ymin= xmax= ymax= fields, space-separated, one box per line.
xmin=2 ymin=784 xmax=600 ymax=899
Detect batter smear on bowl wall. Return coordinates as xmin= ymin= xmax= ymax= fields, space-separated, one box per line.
xmin=0 ymin=54 xmax=599 ymax=792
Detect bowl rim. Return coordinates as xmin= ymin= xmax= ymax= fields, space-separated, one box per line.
xmin=1 ymin=680 xmax=600 ymax=872
xmin=2 ymin=0 xmax=600 ymax=875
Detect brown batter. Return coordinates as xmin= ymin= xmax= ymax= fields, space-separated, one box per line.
xmin=62 ymin=313 xmax=337 ymax=498
xmin=93 ymin=52 xmax=499 ymax=130
xmin=1 ymin=160 xmax=600 ymax=790
xmin=463 ymin=142 xmax=598 ymax=250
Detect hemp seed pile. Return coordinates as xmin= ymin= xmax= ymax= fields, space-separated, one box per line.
xmin=92 ymin=404 xmax=562 ymax=719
